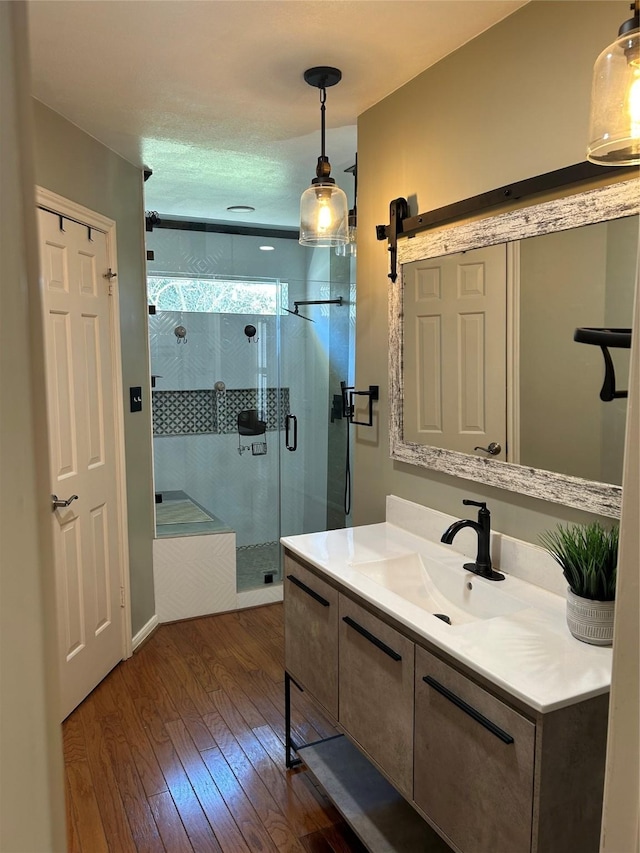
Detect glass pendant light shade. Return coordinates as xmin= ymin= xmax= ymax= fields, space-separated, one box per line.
xmin=335 ymin=224 xmax=357 ymax=257
xmin=335 ymin=157 xmax=358 ymax=257
xmin=299 ymin=67 xmax=349 ymax=247
xmin=299 ymin=181 xmax=348 ymax=246
xmin=587 ymin=21 xmax=640 ymax=165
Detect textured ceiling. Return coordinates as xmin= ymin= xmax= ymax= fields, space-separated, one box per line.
xmin=27 ymin=0 xmax=527 ymax=227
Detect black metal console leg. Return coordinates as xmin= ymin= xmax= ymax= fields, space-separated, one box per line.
xmin=285 ymin=671 xmax=302 ymax=768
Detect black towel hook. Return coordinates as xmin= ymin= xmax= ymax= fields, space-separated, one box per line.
xmin=574 ymin=327 xmax=632 ymax=402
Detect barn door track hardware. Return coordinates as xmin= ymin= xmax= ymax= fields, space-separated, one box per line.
xmin=375 ymin=161 xmax=638 ymax=284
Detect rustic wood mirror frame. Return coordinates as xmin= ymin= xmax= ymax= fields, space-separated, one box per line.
xmin=390 ymin=177 xmax=639 ymax=518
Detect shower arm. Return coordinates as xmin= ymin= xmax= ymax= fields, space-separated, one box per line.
xmin=292 ymin=297 xmax=343 ymax=312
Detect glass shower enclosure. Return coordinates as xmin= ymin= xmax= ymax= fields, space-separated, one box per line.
xmin=148 ymin=270 xmax=353 ymax=592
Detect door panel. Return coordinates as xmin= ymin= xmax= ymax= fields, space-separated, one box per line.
xmin=59 ymin=515 xmax=84 ymax=659
xmin=49 ymin=311 xmax=77 ymax=476
xmin=414 ymin=645 xmax=535 ymax=853
xmin=404 ymin=244 xmax=507 ymax=456
xmin=458 ymin=311 xmax=485 ymax=431
xmin=284 ymin=554 xmax=339 ymax=718
xmin=338 ymin=595 xmax=415 ymax=798
xmin=38 ymin=208 xmax=124 ymax=719
xmin=82 ymin=314 xmax=105 ymax=466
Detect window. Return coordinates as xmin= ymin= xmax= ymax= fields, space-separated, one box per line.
xmin=147 ymin=275 xmax=286 ymax=314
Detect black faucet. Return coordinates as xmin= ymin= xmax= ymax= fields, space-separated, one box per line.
xmin=440 ymin=500 xmax=505 ymax=581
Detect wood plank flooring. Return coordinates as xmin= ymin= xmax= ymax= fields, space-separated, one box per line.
xmin=63 ymin=604 xmax=367 ymax=853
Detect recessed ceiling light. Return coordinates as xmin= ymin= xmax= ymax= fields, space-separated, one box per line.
xmin=259 ymin=246 xmax=275 ymax=251
xmin=226 ymin=205 xmax=255 ymax=213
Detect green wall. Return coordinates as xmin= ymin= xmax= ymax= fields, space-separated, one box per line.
xmin=1 ymin=6 xmax=65 ymax=848
xmin=354 ymin=1 xmax=634 ymax=542
xmin=32 ymin=101 xmax=155 ymax=635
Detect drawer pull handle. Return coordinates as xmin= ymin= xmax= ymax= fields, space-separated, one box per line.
xmin=287 ymin=574 xmax=330 ymax=607
xmin=423 ymin=676 xmax=514 ymax=745
xmin=343 ymin=616 xmax=402 ymax=661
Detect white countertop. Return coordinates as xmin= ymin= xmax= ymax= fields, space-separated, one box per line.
xmin=281 ymin=522 xmax=612 ymax=713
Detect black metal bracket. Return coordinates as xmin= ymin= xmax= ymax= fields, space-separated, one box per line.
xmin=376 ymin=197 xmax=409 ymax=283
xmin=284 ymin=670 xmax=344 ymax=770
xmin=574 ymin=327 xmax=632 ymax=401
xmin=375 ymin=161 xmax=639 ymax=285
xmin=330 ymin=394 xmax=343 ymax=422
xmin=145 ymin=211 xmax=161 ymax=232
xmin=340 ymin=381 xmax=379 ymax=426
xmin=285 ymin=672 xmax=303 ymax=768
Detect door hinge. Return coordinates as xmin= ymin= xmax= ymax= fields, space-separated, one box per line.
xmin=120 ymin=587 xmax=125 ymax=608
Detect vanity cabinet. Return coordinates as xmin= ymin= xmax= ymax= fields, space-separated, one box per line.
xmin=339 ymin=595 xmax=415 ymax=798
xmin=284 ymin=554 xmax=339 ymax=718
xmin=414 ymin=646 xmax=535 ymax=853
xmin=283 ymin=550 xmax=608 ymax=853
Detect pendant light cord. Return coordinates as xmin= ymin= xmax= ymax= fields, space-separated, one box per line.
xmin=316 ymin=85 xmax=332 ymax=180
xmin=319 ymin=86 xmax=327 ymax=161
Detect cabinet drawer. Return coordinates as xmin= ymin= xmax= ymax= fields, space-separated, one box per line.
xmin=414 ymin=645 xmax=535 ymax=853
xmin=284 ymin=555 xmax=339 ymax=718
xmin=339 ymin=595 xmax=415 ymax=798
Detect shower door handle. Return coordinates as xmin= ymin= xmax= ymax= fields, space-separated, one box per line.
xmin=285 ymin=414 xmax=298 ymax=451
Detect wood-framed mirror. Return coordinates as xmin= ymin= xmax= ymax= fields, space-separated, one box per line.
xmin=390 ymin=176 xmax=639 ymax=518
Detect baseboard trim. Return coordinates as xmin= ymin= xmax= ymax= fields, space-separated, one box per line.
xmin=132 ymin=615 xmax=159 ymax=651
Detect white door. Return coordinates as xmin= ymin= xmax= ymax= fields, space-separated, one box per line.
xmin=37 ymin=207 xmax=125 ymax=720
xmin=403 ymin=244 xmax=507 ymax=457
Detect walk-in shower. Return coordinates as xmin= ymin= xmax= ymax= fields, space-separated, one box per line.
xmin=146 ymin=228 xmax=354 ymax=616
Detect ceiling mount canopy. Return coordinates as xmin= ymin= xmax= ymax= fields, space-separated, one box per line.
xmin=299 ymin=66 xmax=349 ymax=247
xmin=587 ymin=0 xmax=640 ymax=165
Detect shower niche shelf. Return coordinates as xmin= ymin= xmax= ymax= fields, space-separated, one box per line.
xmin=152 ymin=387 xmax=290 ymax=437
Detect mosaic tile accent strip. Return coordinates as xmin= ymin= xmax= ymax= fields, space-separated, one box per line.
xmin=152 ymin=390 xmax=215 ymax=435
xmin=152 ymin=388 xmax=290 ymax=436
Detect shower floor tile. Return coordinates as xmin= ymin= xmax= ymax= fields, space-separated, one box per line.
xmin=236 ymin=541 xmax=281 ymax=592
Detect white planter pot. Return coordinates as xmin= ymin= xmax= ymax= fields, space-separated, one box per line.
xmin=566 ymin=588 xmax=615 ymax=646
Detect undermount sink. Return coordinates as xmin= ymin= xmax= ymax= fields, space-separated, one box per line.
xmin=349 ymin=552 xmax=527 ymax=625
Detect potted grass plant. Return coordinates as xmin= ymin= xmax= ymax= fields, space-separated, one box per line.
xmin=540 ymin=521 xmax=618 ymax=646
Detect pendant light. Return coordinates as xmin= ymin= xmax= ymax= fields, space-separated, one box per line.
xmin=335 ymin=156 xmax=358 ymax=257
xmin=587 ymin=0 xmax=640 ymax=165
xmin=299 ymin=67 xmax=349 ymax=247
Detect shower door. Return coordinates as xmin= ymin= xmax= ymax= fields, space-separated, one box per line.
xmin=149 ymin=278 xmax=283 ymax=592
xmin=278 ymin=280 xmax=351 ymax=545
xmin=148 ymin=270 xmax=353 ymax=594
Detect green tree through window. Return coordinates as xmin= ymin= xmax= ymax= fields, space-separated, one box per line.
xmin=147 ymin=276 xmax=287 ymax=314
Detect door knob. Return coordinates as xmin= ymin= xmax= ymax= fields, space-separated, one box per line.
xmin=52 ymin=494 xmax=78 ymax=510
xmin=474 ymin=442 xmax=501 ymax=456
